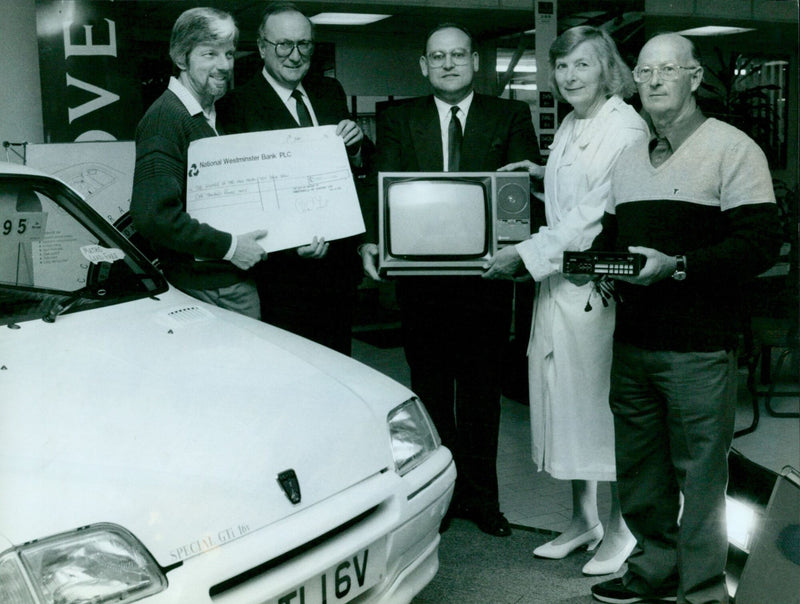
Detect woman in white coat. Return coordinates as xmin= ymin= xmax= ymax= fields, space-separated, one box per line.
xmin=484 ymin=25 xmax=648 ymax=575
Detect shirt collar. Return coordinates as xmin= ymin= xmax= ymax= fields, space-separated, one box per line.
xmin=433 ymin=91 xmax=474 ymax=122
xmin=261 ymin=67 xmax=308 ymax=104
xmin=168 ymin=76 xmax=215 ymax=122
xmin=651 ymin=105 xmax=706 ymax=151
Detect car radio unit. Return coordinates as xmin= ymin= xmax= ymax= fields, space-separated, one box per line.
xmin=563 ymin=251 xmax=645 ymax=276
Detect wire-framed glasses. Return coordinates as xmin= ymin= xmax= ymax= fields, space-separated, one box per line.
xmin=260 ymin=38 xmax=315 ymax=58
xmin=632 ymin=63 xmax=700 ymax=83
xmin=425 ymin=49 xmax=472 ymax=68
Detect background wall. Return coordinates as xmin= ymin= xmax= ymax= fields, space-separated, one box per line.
xmin=334 ymin=34 xmax=430 ymax=98
xmin=331 ymin=31 xmax=508 ymax=99
xmin=0 ymin=0 xmax=43 ymax=147
xmin=2 ymin=0 xmax=796 ymax=187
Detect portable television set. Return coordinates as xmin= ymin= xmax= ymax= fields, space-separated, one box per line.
xmin=378 ymin=171 xmax=531 ymax=276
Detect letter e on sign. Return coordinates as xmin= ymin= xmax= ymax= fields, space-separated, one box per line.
xmin=63 ymin=19 xmax=118 ymax=57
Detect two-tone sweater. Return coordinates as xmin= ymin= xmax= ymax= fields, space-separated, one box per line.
xmin=597 ymin=117 xmax=780 ymax=352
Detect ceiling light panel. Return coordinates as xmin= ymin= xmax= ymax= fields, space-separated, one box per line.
xmin=678 ymin=25 xmax=756 ymax=36
xmin=310 ymin=13 xmax=391 ymax=26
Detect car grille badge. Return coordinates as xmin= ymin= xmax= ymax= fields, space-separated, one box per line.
xmin=277 ymin=469 xmax=301 ymax=504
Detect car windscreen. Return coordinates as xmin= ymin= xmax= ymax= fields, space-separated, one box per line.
xmin=0 ymin=175 xmax=165 ymax=324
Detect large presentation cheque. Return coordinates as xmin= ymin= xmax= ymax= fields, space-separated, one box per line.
xmin=186 ymin=125 xmax=365 ymax=253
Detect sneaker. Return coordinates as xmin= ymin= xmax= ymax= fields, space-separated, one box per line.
xmin=591 ymin=577 xmax=677 ymax=603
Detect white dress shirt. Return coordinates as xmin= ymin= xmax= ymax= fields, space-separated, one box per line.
xmin=261 ymin=68 xmax=319 ymax=126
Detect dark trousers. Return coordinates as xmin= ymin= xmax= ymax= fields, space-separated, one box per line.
xmin=397 ymin=276 xmax=513 ymax=512
xmin=257 ymin=241 xmax=360 ymax=355
xmin=610 ymin=342 xmax=737 ymax=604
xmin=261 ymin=285 xmax=356 ymax=355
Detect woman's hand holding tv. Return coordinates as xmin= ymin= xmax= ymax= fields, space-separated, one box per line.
xmin=498 ymin=159 xmax=545 ymax=180
xmin=483 ymin=245 xmax=525 ymax=280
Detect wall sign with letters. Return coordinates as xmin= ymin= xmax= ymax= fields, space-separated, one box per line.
xmin=36 ymin=0 xmax=151 ymax=142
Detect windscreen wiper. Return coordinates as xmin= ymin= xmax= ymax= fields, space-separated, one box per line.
xmin=42 ymin=285 xmax=108 ymax=323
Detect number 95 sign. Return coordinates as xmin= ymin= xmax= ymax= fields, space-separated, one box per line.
xmin=1 ymin=212 xmax=47 ymax=242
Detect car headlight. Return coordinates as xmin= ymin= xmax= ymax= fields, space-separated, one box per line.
xmin=0 ymin=524 xmax=167 ymax=604
xmin=388 ymin=397 xmax=441 ymax=476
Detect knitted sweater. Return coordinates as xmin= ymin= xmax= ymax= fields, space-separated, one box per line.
xmin=131 ymin=89 xmax=247 ymax=290
xmin=597 ymin=118 xmax=781 ymax=351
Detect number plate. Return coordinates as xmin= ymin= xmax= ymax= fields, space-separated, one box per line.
xmin=270 ymin=540 xmax=386 ymax=604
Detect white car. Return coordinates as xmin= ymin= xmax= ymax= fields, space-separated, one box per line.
xmin=0 ymin=162 xmax=455 ymax=604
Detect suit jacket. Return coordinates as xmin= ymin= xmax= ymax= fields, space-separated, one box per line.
xmin=219 ymin=73 xmax=351 ymax=134
xmin=376 ymin=93 xmax=539 ymax=173
xmin=376 ymin=93 xmax=541 ymax=310
xmin=217 ymin=74 xmax=370 ymax=292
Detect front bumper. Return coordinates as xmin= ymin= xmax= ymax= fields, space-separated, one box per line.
xmin=142 ymin=447 xmax=455 ymax=604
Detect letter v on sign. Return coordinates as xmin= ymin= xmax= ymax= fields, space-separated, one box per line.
xmin=67 ymin=74 xmax=120 ymax=123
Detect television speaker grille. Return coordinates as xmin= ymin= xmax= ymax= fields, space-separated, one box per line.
xmin=497 ymin=180 xmax=528 ymax=218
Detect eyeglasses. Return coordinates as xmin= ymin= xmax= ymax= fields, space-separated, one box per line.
xmin=425 ymin=49 xmax=472 ymax=68
xmin=632 ymin=63 xmax=700 ymax=83
xmin=260 ymin=38 xmax=315 ymax=58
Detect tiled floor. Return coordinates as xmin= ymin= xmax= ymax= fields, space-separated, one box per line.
xmin=352 ymin=333 xmax=800 ymax=534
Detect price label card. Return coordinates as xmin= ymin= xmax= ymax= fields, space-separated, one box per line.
xmin=79 ymin=244 xmax=126 ymax=264
xmin=0 ymin=212 xmax=47 ymax=242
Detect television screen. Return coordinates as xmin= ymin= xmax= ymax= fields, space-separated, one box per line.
xmin=386 ymin=180 xmax=488 ymax=258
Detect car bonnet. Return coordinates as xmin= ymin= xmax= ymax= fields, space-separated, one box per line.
xmin=0 ymin=291 xmax=410 ymax=565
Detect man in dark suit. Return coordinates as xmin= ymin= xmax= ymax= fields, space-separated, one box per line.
xmin=218 ymin=1 xmax=370 ymax=355
xmin=363 ymin=23 xmax=540 ymax=536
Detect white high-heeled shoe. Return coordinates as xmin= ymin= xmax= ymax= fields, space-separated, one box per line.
xmin=581 ymin=532 xmax=637 ymax=575
xmin=533 ymin=524 xmax=604 ymax=559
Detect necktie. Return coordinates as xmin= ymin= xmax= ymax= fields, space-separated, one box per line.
xmin=448 ymin=106 xmax=462 ymax=172
xmin=291 ymin=89 xmax=313 ymax=127
xmin=650 ymin=135 xmax=671 ymax=168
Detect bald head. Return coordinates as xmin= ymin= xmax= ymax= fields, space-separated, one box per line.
xmin=639 ymin=33 xmax=698 ymax=66
xmin=635 ymin=33 xmax=703 ymax=127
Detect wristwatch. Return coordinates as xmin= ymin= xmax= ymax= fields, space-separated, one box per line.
xmin=671 ymin=255 xmax=687 ymax=281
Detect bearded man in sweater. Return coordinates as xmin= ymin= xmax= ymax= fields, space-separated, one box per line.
xmin=131 ymin=7 xmax=267 ymax=318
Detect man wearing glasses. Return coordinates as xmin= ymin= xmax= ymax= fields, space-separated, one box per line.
xmin=364 ymin=23 xmax=540 ymax=537
xmin=588 ymin=33 xmax=779 ymax=604
xmin=218 ymin=1 xmax=370 ymax=355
